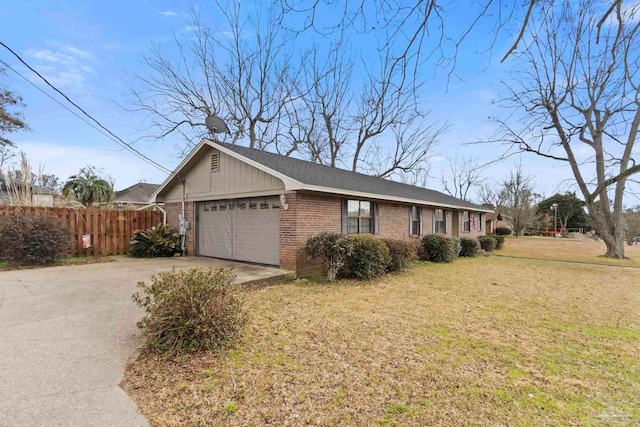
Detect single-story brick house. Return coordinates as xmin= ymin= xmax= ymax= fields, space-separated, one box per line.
xmin=150 ymin=139 xmax=492 ymax=275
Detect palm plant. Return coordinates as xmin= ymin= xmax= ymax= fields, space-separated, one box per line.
xmin=62 ymin=166 xmax=114 ymax=207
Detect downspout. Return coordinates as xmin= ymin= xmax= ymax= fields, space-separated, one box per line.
xmin=180 ymin=177 xmax=186 ymax=255
xmin=136 ymin=203 xmax=167 ymax=225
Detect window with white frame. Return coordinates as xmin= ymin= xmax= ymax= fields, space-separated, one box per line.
xmin=462 ymin=211 xmax=471 ymax=232
xmin=434 ymin=209 xmax=446 ymax=234
xmin=347 ymin=200 xmax=372 ymax=234
xmin=410 ymin=206 xmax=421 ymax=235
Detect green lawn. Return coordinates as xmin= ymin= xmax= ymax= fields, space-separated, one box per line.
xmin=125 ymin=249 xmax=640 ymax=426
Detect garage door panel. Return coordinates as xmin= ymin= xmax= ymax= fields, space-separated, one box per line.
xmin=197 ymin=202 xmax=232 ymax=259
xmin=197 ymin=197 xmax=280 ymax=265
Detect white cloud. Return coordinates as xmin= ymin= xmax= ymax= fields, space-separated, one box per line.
xmin=159 ymin=10 xmax=177 ymax=17
xmin=26 ymin=44 xmax=94 ymax=89
xmin=15 ymin=141 xmax=169 ymax=190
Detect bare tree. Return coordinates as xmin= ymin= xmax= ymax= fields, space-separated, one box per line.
xmin=499 ymin=164 xmax=538 ymax=237
xmin=477 ymin=180 xmax=505 ymax=209
xmin=0 ymin=144 xmax=15 ymax=171
xmin=490 ymin=0 xmax=640 ymax=258
xmin=440 ymin=157 xmax=485 ymax=201
xmin=133 ymin=2 xmax=442 ymax=182
xmin=131 ymin=2 xmax=304 ymax=155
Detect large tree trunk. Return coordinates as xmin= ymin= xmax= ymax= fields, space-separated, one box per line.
xmin=596 ymin=214 xmax=626 ymax=259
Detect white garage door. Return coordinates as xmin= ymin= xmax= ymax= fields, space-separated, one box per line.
xmin=197 ymin=197 xmax=280 ymax=265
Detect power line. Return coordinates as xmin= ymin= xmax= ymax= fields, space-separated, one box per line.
xmin=0 ymin=59 xmax=129 ymax=150
xmin=0 ymin=41 xmax=172 ymax=174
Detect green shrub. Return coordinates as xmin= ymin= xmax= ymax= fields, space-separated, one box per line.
xmin=494 ymin=235 xmax=505 ymax=250
xmin=129 ymin=224 xmax=180 ymax=258
xmin=495 ymin=227 xmax=512 ymax=236
xmin=304 ymin=232 xmax=354 ymax=282
xmin=478 ymin=235 xmax=497 ymax=252
xmin=381 ymin=238 xmax=417 ymax=272
xmin=459 ymin=237 xmax=480 ymax=257
xmin=342 ymin=236 xmax=391 ymax=279
xmin=419 ymin=234 xmax=456 ymax=263
xmin=132 ymin=267 xmax=245 ymax=352
xmin=0 ymin=213 xmax=70 ymax=265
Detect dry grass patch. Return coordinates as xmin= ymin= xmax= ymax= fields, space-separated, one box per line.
xmin=124 ymin=258 xmax=640 ymax=426
xmin=496 ymin=236 xmax=640 ymax=267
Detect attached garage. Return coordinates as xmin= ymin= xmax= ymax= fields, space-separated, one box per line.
xmin=196 ymin=197 xmax=280 ymax=265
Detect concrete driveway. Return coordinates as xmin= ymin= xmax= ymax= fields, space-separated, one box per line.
xmin=0 ymin=256 xmax=290 ymax=426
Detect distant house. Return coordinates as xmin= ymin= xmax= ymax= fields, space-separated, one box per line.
xmin=0 ymin=176 xmax=57 ymax=207
xmin=112 ymin=183 xmax=160 ymax=209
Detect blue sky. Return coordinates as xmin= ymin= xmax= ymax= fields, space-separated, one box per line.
xmin=0 ymin=0 xmax=589 ymax=201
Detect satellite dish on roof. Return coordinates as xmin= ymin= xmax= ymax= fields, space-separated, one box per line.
xmin=205 ymin=115 xmax=229 ymax=134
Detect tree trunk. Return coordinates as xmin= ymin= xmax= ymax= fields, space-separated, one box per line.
xmin=601 ymin=219 xmax=626 ymax=259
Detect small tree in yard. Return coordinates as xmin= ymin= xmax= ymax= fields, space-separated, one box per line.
xmin=304 ymin=232 xmax=354 ymax=282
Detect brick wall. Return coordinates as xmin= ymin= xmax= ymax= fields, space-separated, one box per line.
xmin=378 ymin=203 xmax=411 ymax=239
xmin=280 ymin=192 xmax=342 ymax=275
xmin=164 ymin=201 xmax=195 ymax=255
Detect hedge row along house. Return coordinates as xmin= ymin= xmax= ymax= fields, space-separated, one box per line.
xmin=150 ymin=140 xmax=491 ymax=275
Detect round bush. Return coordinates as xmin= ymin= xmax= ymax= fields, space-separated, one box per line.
xmin=343 ymin=236 xmax=391 ymax=279
xmin=478 ymin=235 xmax=497 ymax=252
xmin=494 ymin=235 xmax=505 ymax=250
xmin=129 ymin=224 xmax=180 ymax=258
xmin=495 ymin=227 xmax=512 ymax=236
xmin=132 ymin=267 xmax=246 ymax=352
xmin=459 ymin=237 xmax=480 ymax=257
xmin=419 ymin=234 xmax=456 ymax=263
xmin=304 ymin=232 xmax=354 ymax=282
xmin=0 ymin=213 xmax=70 ymax=265
xmin=382 ymin=238 xmax=417 ymax=272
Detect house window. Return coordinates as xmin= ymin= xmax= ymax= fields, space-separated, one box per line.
xmin=210 ymin=153 xmax=220 ymax=172
xmin=434 ymin=209 xmax=446 ymax=234
xmin=462 ymin=211 xmax=471 ymax=232
xmin=410 ymin=206 xmax=421 ymax=235
xmin=479 ymin=214 xmax=483 ymax=231
xmin=347 ymin=200 xmax=372 ymax=234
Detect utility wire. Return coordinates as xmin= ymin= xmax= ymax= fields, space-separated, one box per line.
xmin=1 ymin=59 xmax=129 ymax=151
xmin=0 ymin=41 xmax=172 ymax=174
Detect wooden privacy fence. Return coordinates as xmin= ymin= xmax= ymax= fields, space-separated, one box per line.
xmin=0 ymin=206 xmax=163 ymax=256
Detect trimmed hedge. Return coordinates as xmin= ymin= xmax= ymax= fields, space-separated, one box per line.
xmin=0 ymin=213 xmax=70 ymax=265
xmin=343 ymin=236 xmax=391 ymax=279
xmin=495 ymin=227 xmax=512 ymax=236
xmin=304 ymin=232 xmax=354 ymax=282
xmin=494 ymin=235 xmax=505 ymax=250
xmin=459 ymin=237 xmax=480 ymax=257
xmin=478 ymin=235 xmax=497 ymax=252
xmin=382 ymin=238 xmax=417 ymax=272
xmin=419 ymin=234 xmax=456 ymax=263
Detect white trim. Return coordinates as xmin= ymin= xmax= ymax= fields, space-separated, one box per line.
xmin=301 ymin=185 xmax=493 ymax=212
xmin=151 ymin=138 xmax=494 ymax=213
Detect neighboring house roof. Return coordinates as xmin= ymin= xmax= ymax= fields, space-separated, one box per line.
xmin=152 ymin=139 xmax=493 ymax=212
xmin=115 ymin=183 xmax=160 ymax=204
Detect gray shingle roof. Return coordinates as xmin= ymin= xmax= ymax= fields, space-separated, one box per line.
xmin=218 ymin=142 xmax=489 ymax=211
xmin=115 ymin=183 xmax=160 ymax=204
